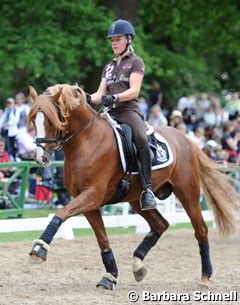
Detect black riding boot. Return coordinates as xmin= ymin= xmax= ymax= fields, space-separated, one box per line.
xmin=137 ymin=147 xmax=157 ymax=210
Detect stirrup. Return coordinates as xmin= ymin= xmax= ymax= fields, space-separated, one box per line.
xmin=140 ymin=188 xmax=157 ymax=210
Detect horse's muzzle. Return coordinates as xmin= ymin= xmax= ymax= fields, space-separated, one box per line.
xmin=35 ymin=149 xmax=52 ymax=167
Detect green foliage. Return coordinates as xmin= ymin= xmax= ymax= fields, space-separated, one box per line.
xmin=0 ymin=0 xmax=113 ymax=98
xmin=139 ymin=0 xmax=240 ymax=101
xmin=0 ymin=0 xmax=239 ymax=105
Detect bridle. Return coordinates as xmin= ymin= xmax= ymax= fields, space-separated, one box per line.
xmin=34 ymin=110 xmax=96 ymax=155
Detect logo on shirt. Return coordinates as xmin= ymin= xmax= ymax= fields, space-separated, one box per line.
xmin=119 ymin=74 xmax=129 ymax=82
xmin=105 ymin=64 xmax=114 ymax=79
xmin=122 ymin=63 xmax=132 ymax=70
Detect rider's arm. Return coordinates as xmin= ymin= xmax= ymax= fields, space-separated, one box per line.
xmin=90 ymin=78 xmax=107 ymax=104
xmin=116 ymin=72 xmax=144 ymax=102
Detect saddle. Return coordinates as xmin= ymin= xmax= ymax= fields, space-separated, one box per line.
xmin=117 ymin=124 xmax=173 ymax=174
xmin=101 ymin=112 xmax=173 ymax=204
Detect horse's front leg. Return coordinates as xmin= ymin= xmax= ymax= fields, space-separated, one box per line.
xmin=84 ymin=210 xmax=118 ymax=290
xmin=29 ymin=187 xmax=100 ymax=262
xmin=29 ymin=188 xmax=118 ymax=289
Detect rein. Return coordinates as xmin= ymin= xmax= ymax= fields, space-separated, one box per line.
xmin=61 ymin=114 xmax=96 ymax=145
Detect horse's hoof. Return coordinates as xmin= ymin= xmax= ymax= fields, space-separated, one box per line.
xmin=96 ymin=273 xmax=117 ymax=290
xmin=133 ymin=266 xmax=147 ymax=282
xmin=29 ymin=239 xmax=49 ymax=263
xmin=199 ymin=276 xmax=212 ymax=288
xmin=132 ymin=256 xmax=147 ymax=282
xmin=29 ymin=254 xmax=45 ymax=264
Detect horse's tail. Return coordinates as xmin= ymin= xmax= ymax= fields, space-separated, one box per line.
xmin=197 ymin=146 xmax=239 ymax=235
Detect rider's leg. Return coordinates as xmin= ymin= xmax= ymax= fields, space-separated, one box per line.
xmin=110 ymin=109 xmax=157 ymax=210
xmin=137 ymin=145 xmax=157 ymax=210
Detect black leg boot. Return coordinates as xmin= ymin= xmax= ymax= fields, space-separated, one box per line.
xmin=137 ymin=147 xmax=157 ymax=210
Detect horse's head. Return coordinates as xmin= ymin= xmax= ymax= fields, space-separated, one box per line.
xmin=28 ymin=84 xmax=87 ymax=167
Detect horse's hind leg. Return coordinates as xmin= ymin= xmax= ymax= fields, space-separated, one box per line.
xmin=129 ymin=200 xmax=169 ymax=282
xmin=174 ymin=187 xmax=213 ymax=287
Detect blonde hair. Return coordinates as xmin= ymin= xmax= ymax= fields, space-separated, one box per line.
xmin=128 ymin=45 xmax=134 ymax=53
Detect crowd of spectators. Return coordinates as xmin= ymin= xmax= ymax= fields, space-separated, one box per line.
xmin=0 ymin=92 xmax=69 ymax=208
xmin=0 ymin=92 xmax=35 ymax=164
xmin=1 ymin=84 xmax=240 ymax=209
xmin=141 ymin=80 xmax=240 ymax=165
xmin=3 ymin=85 xmax=239 ymax=168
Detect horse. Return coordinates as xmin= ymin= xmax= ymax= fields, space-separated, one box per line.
xmin=28 ymin=84 xmax=239 ymax=289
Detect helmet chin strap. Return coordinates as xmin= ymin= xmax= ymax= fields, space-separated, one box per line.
xmin=118 ymin=35 xmax=132 ymax=56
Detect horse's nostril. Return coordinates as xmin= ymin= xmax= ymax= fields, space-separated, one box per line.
xmin=42 ymin=156 xmax=48 ymax=163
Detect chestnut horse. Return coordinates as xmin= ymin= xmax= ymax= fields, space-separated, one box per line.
xmin=28 ymin=84 xmax=239 ymax=289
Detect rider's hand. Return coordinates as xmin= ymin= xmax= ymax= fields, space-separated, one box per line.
xmin=85 ymin=92 xmax=92 ymax=103
xmin=101 ymin=95 xmax=119 ymax=107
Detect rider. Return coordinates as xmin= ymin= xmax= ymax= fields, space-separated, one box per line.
xmin=89 ymin=19 xmax=157 ymax=210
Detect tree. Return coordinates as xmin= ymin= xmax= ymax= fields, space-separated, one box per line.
xmin=0 ymin=0 xmax=112 ymax=99
xmin=0 ymin=0 xmax=239 ymax=106
xmin=139 ymin=0 xmax=240 ymax=102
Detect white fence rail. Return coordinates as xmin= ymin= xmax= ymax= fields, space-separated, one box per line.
xmin=0 ymin=195 xmax=215 ymax=239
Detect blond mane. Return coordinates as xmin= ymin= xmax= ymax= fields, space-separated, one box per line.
xmin=28 ymin=84 xmax=86 ymax=130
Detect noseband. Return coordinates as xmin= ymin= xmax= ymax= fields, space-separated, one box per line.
xmin=35 ymin=135 xmax=63 ymax=155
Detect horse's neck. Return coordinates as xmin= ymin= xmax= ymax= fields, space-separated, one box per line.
xmin=68 ymin=104 xmax=96 ymax=132
xmin=65 ymin=106 xmax=112 ymax=150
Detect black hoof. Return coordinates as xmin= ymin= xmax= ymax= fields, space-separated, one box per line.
xmin=96 ymin=274 xmax=117 ymax=290
xmin=29 ymin=243 xmax=48 ymax=261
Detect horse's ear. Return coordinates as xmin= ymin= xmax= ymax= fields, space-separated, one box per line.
xmin=73 ymin=87 xmax=83 ymax=98
xmin=51 ymin=87 xmax=63 ymax=102
xmin=29 ymin=86 xmax=38 ymax=100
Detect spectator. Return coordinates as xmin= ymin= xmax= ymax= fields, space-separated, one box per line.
xmin=169 ymin=109 xmax=183 ymax=128
xmin=177 ymin=95 xmax=189 ymax=112
xmin=25 ymin=93 xmax=34 ymax=110
xmin=0 ymin=97 xmax=15 ymax=151
xmin=175 ymin=122 xmax=195 ymax=140
xmin=192 ymin=127 xmax=206 ymax=149
xmin=0 ymin=137 xmax=10 ymax=180
xmin=221 ymin=121 xmax=240 ymax=163
xmin=15 ymin=92 xmax=29 ymax=131
xmin=138 ymin=97 xmax=148 ymax=120
xmin=202 ymin=140 xmax=225 ymax=162
xmin=16 ymin=125 xmax=36 ymax=160
xmin=230 ymin=116 xmax=240 ymax=166
xmin=3 ymin=98 xmax=19 ymax=161
xmin=209 ymin=94 xmax=221 ymax=113
xmin=197 ymin=93 xmax=211 ymax=117
xmin=177 ymin=95 xmax=196 ymax=112
xmin=182 ymin=107 xmax=197 ymax=131
xmin=203 ymin=105 xmax=221 ymax=127
xmin=146 ymin=80 xmax=163 ymax=118
xmin=148 ymin=104 xmax=168 ymax=127
xmin=224 ymin=92 xmax=240 ymax=119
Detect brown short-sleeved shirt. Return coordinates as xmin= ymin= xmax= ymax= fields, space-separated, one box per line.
xmin=102 ymin=51 xmax=144 ymax=112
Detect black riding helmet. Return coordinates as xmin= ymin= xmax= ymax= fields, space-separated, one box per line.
xmin=107 ymin=19 xmax=135 ymax=40
xmin=107 ymin=19 xmax=135 ymax=55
